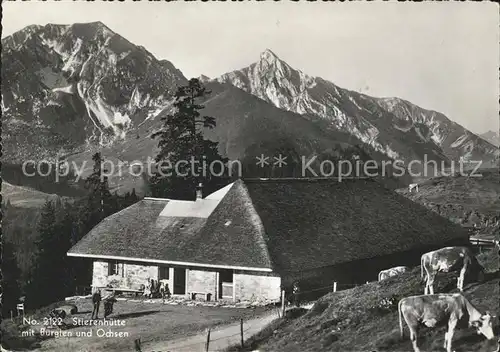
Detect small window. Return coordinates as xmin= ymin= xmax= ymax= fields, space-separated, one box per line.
xmin=220 ymin=269 xmax=233 ymax=283
xmin=108 ymin=261 xmax=124 ymax=277
xmin=159 ymin=266 xmax=170 ymax=280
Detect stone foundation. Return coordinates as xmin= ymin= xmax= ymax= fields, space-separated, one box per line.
xmin=234 ymin=271 xmax=281 ymax=302
xmin=92 ymin=261 xmax=158 ymax=290
xmin=91 ymin=260 xmax=281 ymax=302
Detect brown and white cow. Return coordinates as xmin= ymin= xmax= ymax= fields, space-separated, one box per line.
xmin=398 ymin=293 xmax=495 ymax=352
xmin=378 ymin=266 xmax=410 ymax=281
xmin=421 ymin=246 xmax=484 ymax=295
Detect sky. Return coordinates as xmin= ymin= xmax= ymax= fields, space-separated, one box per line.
xmin=2 ymin=1 xmax=499 ymax=135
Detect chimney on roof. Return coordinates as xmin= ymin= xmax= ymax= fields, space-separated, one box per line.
xmin=196 ymin=183 xmax=203 ymax=200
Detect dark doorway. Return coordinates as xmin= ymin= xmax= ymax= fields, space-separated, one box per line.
xmin=173 ymin=268 xmax=186 ymax=294
xmin=218 ymin=269 xmax=234 ymax=299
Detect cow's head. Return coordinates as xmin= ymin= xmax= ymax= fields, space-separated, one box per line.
xmin=470 ymin=312 xmax=495 ymax=340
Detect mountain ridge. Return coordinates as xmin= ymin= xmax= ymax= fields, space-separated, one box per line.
xmin=479 ymin=130 xmax=499 ymax=146
xmin=2 ymin=22 xmax=187 ymax=164
xmin=217 ymin=49 xmax=498 ymax=164
xmin=2 ymin=22 xmax=497 ymax=195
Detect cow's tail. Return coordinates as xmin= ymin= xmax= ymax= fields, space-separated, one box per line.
xmin=420 ymin=255 xmax=425 ymax=280
xmin=398 ymin=298 xmax=404 ymax=338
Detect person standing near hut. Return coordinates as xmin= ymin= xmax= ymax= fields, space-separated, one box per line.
xmin=91 ymin=288 xmax=101 ymax=319
xmin=144 ymin=278 xmax=152 ymax=298
xmin=103 ymin=291 xmax=117 ymax=319
xmin=160 ymin=282 xmax=171 ymax=303
xmin=151 ymin=279 xmax=159 ymax=298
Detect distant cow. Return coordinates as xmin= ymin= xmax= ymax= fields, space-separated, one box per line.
xmin=378 ymin=266 xmax=410 ymax=281
xmin=421 ymin=247 xmax=484 ymax=295
xmin=409 ymin=183 xmax=419 ymax=192
xmin=398 ymin=293 xmax=494 ymax=352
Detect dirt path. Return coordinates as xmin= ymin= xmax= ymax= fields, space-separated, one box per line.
xmin=143 ymin=312 xmax=278 ymax=352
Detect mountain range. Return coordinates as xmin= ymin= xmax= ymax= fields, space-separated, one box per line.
xmin=479 ymin=130 xmax=499 ymax=146
xmin=2 ymin=22 xmax=498 ymax=194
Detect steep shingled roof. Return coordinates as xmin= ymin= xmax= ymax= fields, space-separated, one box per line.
xmin=68 ymin=178 xmax=469 ymax=273
xmin=67 ymin=184 xmax=273 ymax=270
xmin=242 ymin=178 xmax=468 ymax=273
xmin=67 ymin=199 xmax=207 ymax=263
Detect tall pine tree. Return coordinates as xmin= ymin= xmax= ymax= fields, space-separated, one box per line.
xmin=83 ymin=152 xmax=113 ymax=231
xmin=151 ymin=78 xmax=229 ymax=200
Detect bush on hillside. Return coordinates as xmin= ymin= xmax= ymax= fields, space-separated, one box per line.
xmin=0 ymin=320 xmax=40 ymax=350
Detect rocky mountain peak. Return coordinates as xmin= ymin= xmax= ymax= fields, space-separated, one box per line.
xmin=198 ymin=74 xmax=211 ymax=83
xmin=480 ymin=130 xmax=500 ymax=146
xmin=218 ymin=50 xmax=499 ymax=165
xmin=256 ymin=48 xmax=296 ymax=80
xmin=259 ymin=48 xmax=280 ymax=62
xmin=1 ymin=21 xmax=187 ymax=163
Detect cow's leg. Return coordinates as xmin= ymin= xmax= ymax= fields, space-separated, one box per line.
xmin=423 ymin=265 xmax=433 ymax=295
xmin=427 ymin=273 xmax=436 ymax=295
xmin=423 ymin=270 xmax=429 ymax=295
xmin=409 ymin=325 xmax=421 ymax=352
xmin=445 ymin=318 xmax=458 ymax=352
xmin=458 ymin=263 xmax=467 ymax=291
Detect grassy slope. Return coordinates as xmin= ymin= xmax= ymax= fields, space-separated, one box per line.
xmin=396 ymin=169 xmax=500 ymax=238
xmin=233 ymin=249 xmax=499 ymax=352
xmin=2 ymin=181 xmax=64 ymax=208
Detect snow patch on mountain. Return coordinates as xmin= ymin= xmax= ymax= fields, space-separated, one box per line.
xmin=52 ymin=85 xmax=75 ymax=94
xmin=348 ymin=96 xmax=363 ymax=111
xmin=431 ymin=134 xmax=444 ymax=145
xmin=415 ymin=127 xmax=429 ymax=143
xmin=450 ymin=134 xmax=469 ymax=148
xmin=393 ymin=122 xmax=413 ymax=132
xmin=62 ymin=38 xmax=83 ymax=75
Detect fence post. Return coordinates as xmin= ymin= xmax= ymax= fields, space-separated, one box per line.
xmin=281 ymin=290 xmax=286 ymax=318
xmin=240 ymin=318 xmax=244 ymax=347
xmin=205 ymin=328 xmax=211 ymax=352
xmin=134 ymin=337 xmax=142 ymax=352
xmin=333 ymin=282 xmax=337 ymax=292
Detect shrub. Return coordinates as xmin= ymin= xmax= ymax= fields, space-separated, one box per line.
xmin=321 ymin=332 xmax=340 ymax=347
xmin=309 ymin=300 xmax=329 ymax=316
xmin=284 ymin=307 xmax=308 ymax=320
xmin=1 ymin=320 xmax=39 ymax=350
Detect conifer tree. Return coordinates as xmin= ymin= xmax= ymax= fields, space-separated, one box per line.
xmin=151 ymin=78 xmax=229 ymax=200
xmin=27 ymin=200 xmax=71 ymax=307
xmin=84 ymin=152 xmax=113 ymax=228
